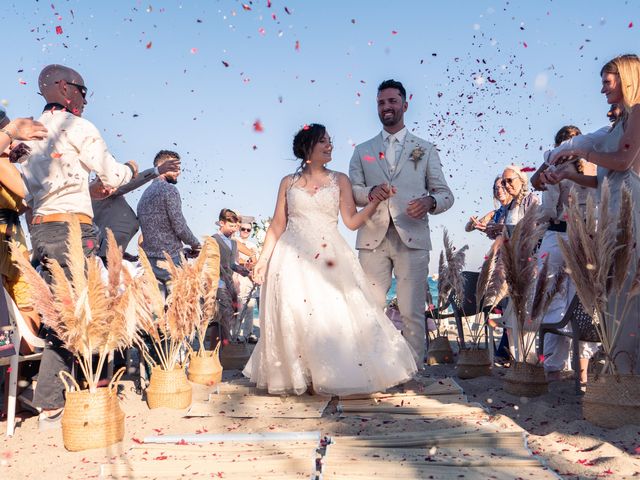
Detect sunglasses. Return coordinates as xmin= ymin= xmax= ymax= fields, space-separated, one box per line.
xmin=240 ymin=227 xmax=252 ymax=232
xmin=56 ymin=81 xmax=88 ymax=99
xmin=501 ymin=177 xmax=518 ymax=187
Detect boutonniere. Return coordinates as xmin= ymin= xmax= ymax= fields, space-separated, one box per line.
xmin=410 ymin=146 xmax=426 ymax=170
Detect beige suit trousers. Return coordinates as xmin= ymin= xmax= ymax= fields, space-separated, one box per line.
xmin=358 ymin=223 xmax=429 ymax=365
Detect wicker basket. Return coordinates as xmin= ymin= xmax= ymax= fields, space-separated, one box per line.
xmin=59 ymin=368 xmax=125 ymax=452
xmin=456 ymin=348 xmax=492 ymax=379
xmin=503 ymin=361 xmax=548 ymax=397
xmin=146 ymin=365 xmax=192 ymax=409
xmin=583 ymin=373 xmax=640 ymax=428
xmin=188 ymin=342 xmax=223 ymax=386
xmin=220 ymin=341 xmax=252 ymax=370
xmin=426 ymin=336 xmax=454 ymax=365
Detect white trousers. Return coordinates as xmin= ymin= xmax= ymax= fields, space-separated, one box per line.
xmin=358 ymin=224 xmax=429 ymax=364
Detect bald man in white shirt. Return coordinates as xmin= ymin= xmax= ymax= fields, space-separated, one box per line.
xmin=20 ymin=64 xmax=138 ymax=428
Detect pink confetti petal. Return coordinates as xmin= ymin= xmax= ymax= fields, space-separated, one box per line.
xmin=190 ymin=47 xmax=198 ymax=54
xmin=363 ymin=155 xmax=375 ymax=163
xmin=294 ymin=40 xmax=300 ymax=51
xmin=253 ymin=120 xmax=264 ymax=132
xmin=55 ymin=25 xmax=63 ymax=35
xmin=629 ymin=22 xmax=634 ymax=28
xmin=146 ymin=41 xmax=152 ymax=49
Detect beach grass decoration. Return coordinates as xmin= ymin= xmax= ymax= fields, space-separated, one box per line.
xmin=557 ymin=181 xmax=640 ymax=428
xmin=135 ymin=237 xmax=221 ymax=406
xmin=558 ymin=180 xmax=639 ymax=375
xmin=10 ymin=221 xmax=139 ymax=450
xmin=11 ymin=222 xmax=139 ymax=392
xmin=455 ymin=243 xmax=508 ymax=378
xmin=427 ymin=230 xmax=467 ymax=365
xmin=498 ymin=204 xmax=554 ymax=396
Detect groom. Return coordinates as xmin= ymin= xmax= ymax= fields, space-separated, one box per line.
xmin=349 ymin=79 xmax=454 ymax=365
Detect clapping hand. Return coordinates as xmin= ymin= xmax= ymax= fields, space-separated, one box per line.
xmin=9 ymin=142 xmax=31 ymax=163
xmin=157 ymin=157 xmax=180 ymax=175
xmin=484 ymin=223 xmax=504 ymax=240
xmin=89 ymin=177 xmax=116 ymax=199
xmin=6 ymin=118 xmax=48 ymax=141
xmin=469 ymin=216 xmax=487 ymax=231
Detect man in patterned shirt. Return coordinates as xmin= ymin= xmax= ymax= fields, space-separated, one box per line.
xmin=137 ymin=150 xmax=200 ymax=295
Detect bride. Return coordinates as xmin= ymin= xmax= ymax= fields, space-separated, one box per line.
xmin=243 ymin=124 xmax=417 ymax=395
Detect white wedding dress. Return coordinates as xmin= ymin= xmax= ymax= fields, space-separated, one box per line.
xmin=243 ymin=172 xmax=418 ymax=395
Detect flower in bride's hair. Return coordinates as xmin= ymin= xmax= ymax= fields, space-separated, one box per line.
xmin=410 ymin=146 xmax=426 ymax=170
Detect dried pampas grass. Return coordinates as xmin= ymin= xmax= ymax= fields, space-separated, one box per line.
xmin=499 ymin=204 xmax=547 ymax=363
xmin=432 ymin=230 xmax=468 ymax=340
xmin=11 ymin=220 xmax=140 ymax=392
xmin=134 ymin=237 xmax=220 ymax=370
xmin=559 ymin=181 xmax=640 ymax=374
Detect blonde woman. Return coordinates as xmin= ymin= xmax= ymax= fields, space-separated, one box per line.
xmin=485 ymin=166 xmax=539 ymax=240
xmin=548 ymin=54 xmax=640 ymax=374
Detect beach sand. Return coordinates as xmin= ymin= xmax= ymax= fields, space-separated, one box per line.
xmin=1 ymin=359 xmax=639 ymax=479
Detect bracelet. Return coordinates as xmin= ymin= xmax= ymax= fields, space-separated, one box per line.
xmin=0 ymin=128 xmax=14 ymax=143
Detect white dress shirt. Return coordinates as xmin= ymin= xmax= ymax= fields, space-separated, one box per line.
xmin=381 ymin=127 xmax=407 ymax=172
xmin=21 ymin=108 xmax=133 ymax=218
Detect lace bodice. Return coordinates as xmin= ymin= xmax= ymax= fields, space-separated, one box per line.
xmin=285 ymin=172 xmax=339 ymax=235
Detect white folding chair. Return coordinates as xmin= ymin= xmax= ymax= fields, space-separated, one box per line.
xmin=0 ymin=286 xmax=45 ymax=437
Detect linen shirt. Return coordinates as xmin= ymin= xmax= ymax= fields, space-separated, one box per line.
xmin=137 ymin=179 xmax=200 ymax=258
xmin=21 ymin=108 xmax=133 ymax=217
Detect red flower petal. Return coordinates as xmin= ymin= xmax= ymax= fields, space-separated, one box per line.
xmin=55 ymin=25 xmax=63 ymax=35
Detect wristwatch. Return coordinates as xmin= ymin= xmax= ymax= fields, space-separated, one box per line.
xmin=428 ymin=195 xmax=437 ymax=213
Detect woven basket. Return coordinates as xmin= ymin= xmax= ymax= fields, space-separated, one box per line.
xmin=220 ymin=341 xmax=252 ymax=370
xmin=146 ymin=365 xmax=192 ymax=409
xmin=188 ymin=342 xmax=223 ymax=386
xmin=503 ymin=361 xmax=548 ymax=397
xmin=583 ymin=373 xmax=640 ymax=428
xmin=456 ymin=348 xmax=492 ymax=379
xmin=59 ymin=368 xmax=125 ymax=452
xmin=426 ymin=336 xmax=454 ymax=365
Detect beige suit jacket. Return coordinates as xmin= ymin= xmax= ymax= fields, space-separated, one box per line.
xmin=349 ymin=131 xmax=454 ymax=251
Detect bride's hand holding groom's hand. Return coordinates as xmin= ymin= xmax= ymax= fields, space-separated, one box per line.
xmin=368 ymin=183 xmax=395 ymax=203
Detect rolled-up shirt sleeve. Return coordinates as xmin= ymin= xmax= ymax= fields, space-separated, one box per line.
xmin=73 ymin=122 xmax=133 ymax=189
xmin=164 ymin=186 xmax=200 ymax=248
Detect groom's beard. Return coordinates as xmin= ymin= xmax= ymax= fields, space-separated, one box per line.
xmin=379 ymin=110 xmax=403 ymax=127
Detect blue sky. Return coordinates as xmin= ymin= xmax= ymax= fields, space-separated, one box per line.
xmin=2 ymin=0 xmax=638 ymax=271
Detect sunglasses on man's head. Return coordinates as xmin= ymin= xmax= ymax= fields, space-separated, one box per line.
xmin=240 ymin=227 xmax=252 ymax=232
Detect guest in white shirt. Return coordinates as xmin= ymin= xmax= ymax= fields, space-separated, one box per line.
xmin=19 ymin=64 xmax=138 ymax=429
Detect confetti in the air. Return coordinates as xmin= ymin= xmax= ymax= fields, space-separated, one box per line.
xmin=55 ymin=25 xmax=63 ymax=35
xmin=253 ymin=120 xmax=264 ymax=132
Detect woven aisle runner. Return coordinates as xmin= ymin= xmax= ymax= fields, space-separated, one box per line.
xmin=99 ymin=377 xmax=558 ymax=479
xmin=337 ymin=377 xmax=485 ymax=418
xmin=322 ymin=429 xmax=560 ymax=480
xmin=100 ymin=434 xmax=321 ymax=479
xmin=184 ymin=377 xmax=330 ymax=419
